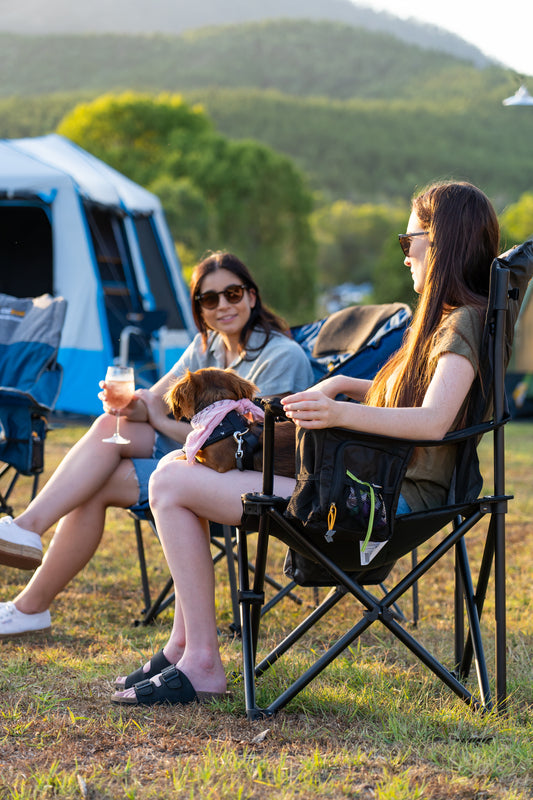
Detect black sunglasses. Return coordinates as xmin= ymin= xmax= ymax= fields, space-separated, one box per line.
xmin=398 ymin=231 xmax=428 ymax=258
xmin=195 ymin=283 xmax=248 ymax=310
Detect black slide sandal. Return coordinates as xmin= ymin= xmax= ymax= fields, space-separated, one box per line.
xmin=115 ymin=649 xmax=173 ymax=690
xmin=112 ymin=665 xmax=225 ymax=706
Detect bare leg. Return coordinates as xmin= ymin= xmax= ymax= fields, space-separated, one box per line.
xmin=114 ymin=536 xmax=194 ymax=687
xmin=13 ymin=458 xmax=142 ymax=614
xmin=14 ymin=415 xmax=155 ymax=536
xmin=141 ymin=460 xmax=294 ymax=695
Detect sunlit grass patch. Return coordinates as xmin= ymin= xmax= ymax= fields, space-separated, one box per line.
xmin=0 ymin=419 xmax=532 ymax=799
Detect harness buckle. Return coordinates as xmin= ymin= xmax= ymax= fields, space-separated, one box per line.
xmin=233 ymin=429 xmax=249 ymax=470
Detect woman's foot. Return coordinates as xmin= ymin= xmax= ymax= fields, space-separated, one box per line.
xmin=111 ymin=665 xmax=227 ymax=706
xmin=114 ymin=648 xmax=176 ymax=690
xmin=0 ymin=601 xmax=51 ymax=638
xmin=0 ymin=516 xmax=42 ymax=570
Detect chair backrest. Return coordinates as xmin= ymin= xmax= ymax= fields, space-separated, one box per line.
xmin=292 ymin=302 xmax=411 ymax=382
xmin=451 ymin=240 xmax=533 ymax=506
xmin=0 ymin=292 xmax=67 ymax=409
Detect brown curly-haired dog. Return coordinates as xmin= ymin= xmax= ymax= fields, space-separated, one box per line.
xmin=165 ymin=367 xmax=295 ymax=477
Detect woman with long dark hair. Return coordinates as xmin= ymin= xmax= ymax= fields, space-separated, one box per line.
xmin=0 ymin=252 xmax=312 ymax=640
xmin=111 ymin=181 xmax=500 ymax=706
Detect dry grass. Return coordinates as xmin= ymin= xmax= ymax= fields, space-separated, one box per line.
xmin=0 ymin=418 xmax=532 ymax=799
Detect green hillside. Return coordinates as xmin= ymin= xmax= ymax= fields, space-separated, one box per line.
xmin=184 ymin=86 xmax=533 ymax=206
xmin=0 ymin=21 xmax=530 ymax=208
xmin=0 ymin=22 xmax=492 ymax=101
xmin=0 ymin=0 xmax=491 ymax=67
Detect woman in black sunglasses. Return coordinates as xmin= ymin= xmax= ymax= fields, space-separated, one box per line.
xmin=188 ymin=251 xmax=310 ymax=378
xmin=110 ymin=180 xmax=501 ymax=707
xmin=0 ymin=251 xmax=312 ymax=643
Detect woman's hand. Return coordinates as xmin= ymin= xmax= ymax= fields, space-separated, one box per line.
xmin=305 ymin=375 xmax=346 ymax=398
xmin=135 ymin=388 xmax=170 ymax=429
xmin=312 ymin=374 xmax=373 ymax=402
xmin=281 ymin=390 xmax=341 ymax=429
xmin=98 ymin=381 xmax=148 ymax=421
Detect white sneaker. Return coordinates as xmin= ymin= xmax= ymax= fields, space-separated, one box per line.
xmin=0 ymin=601 xmax=51 ymax=639
xmin=0 ymin=515 xmax=42 ymax=570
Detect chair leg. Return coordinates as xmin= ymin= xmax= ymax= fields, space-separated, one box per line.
xmin=454 ymin=546 xmax=465 ymax=671
xmin=455 ymin=537 xmax=492 ymax=708
xmin=221 ymin=524 xmax=241 ymax=635
xmin=260 ymin=579 xmax=299 ymax=616
xmin=0 ymin=465 xmax=20 ymax=516
xmin=494 ymin=507 xmax=507 ymax=708
xmin=134 ymin=517 xmax=152 ymax=614
xmin=411 ymin=548 xmax=419 ymax=626
xmin=30 ymin=472 xmax=40 ymax=501
xmin=237 ymin=525 xmax=263 ymax=719
xmin=0 ymin=466 xmax=41 ymax=517
xmin=460 ymin=517 xmax=495 ymax=680
xmin=379 ymin=582 xmax=406 ymax=623
xmin=135 ymin=577 xmax=175 ymax=627
xmin=245 ymin=557 xmax=303 ymax=609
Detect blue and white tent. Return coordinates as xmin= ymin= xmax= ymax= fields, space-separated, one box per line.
xmin=0 ymin=134 xmax=196 ymax=415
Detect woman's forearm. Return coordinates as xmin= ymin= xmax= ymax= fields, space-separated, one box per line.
xmin=151 ymin=415 xmax=192 ymax=443
xmin=283 ymin=353 xmax=475 ymax=441
xmin=313 ymin=374 xmax=372 ymax=402
xmin=332 ymin=401 xmax=450 ymax=441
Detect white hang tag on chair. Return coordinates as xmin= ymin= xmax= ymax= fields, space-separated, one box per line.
xmin=360 ymin=539 xmax=387 ymax=566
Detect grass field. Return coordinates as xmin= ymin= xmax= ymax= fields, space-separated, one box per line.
xmin=0 ymin=419 xmax=532 ymax=799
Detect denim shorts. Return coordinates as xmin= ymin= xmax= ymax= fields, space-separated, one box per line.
xmin=131 ymin=431 xmax=182 ymax=507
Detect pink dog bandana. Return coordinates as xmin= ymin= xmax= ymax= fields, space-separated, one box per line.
xmin=183 ymin=398 xmax=265 ymax=464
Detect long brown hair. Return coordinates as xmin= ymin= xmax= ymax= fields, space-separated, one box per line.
xmin=366 ymin=181 xmax=500 ymax=409
xmin=190 ymin=251 xmax=289 ymax=357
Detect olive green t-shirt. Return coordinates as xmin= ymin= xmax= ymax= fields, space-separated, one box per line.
xmin=400 ymin=305 xmax=483 ymax=512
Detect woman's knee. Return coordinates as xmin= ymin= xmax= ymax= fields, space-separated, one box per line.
xmin=149 ymin=459 xmax=190 ymax=509
xmin=90 ymin=413 xmax=117 ymax=439
xmin=97 ymin=460 xmax=140 ymax=508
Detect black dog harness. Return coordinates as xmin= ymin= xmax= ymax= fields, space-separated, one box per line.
xmin=202 ymin=409 xmax=263 ymax=470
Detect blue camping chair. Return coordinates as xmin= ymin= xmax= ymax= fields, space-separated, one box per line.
xmin=0 ymin=293 xmax=67 ymax=515
xmin=130 ymin=302 xmax=413 ymax=628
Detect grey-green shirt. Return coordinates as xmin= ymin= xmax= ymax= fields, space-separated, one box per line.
xmin=171 ymin=328 xmax=313 ymax=397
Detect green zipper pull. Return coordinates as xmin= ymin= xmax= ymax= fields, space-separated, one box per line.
xmin=346 ymin=469 xmax=375 ymax=552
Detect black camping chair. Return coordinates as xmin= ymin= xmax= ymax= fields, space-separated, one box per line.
xmin=128 ymin=302 xmax=412 ymax=629
xmin=0 ymin=293 xmax=67 ymax=515
xmin=237 ymin=241 xmax=533 ymax=719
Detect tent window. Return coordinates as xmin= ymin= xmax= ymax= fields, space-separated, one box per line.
xmin=0 ymin=204 xmax=53 ymax=298
xmin=85 ymin=204 xmax=144 ymax=357
xmin=134 ymin=216 xmax=186 ymax=329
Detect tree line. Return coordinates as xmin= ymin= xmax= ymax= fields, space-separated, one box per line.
xmin=50 ymin=92 xmax=532 ymax=325
xmin=57 ymin=93 xmax=317 ymax=323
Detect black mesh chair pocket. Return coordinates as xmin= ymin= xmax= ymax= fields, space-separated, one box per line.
xmin=283 ymin=427 xmax=413 ymax=571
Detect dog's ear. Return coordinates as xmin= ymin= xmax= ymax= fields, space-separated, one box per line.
xmin=222 ymin=369 xmax=257 ymax=400
xmin=164 ymin=366 xmax=259 ymax=420
xmin=164 ymin=370 xmax=198 ymax=420
xmin=189 ymin=368 xmax=258 ymax=407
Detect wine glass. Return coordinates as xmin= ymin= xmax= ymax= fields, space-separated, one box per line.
xmin=102 ymin=365 xmax=135 ymax=444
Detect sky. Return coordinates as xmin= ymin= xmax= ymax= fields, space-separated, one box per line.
xmin=356 ymin=1 xmax=533 ymax=79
